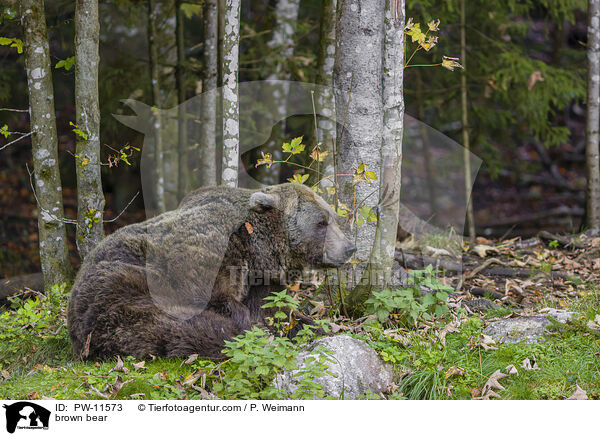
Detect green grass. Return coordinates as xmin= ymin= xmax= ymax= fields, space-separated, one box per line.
xmin=0 ymin=284 xmax=599 ymax=400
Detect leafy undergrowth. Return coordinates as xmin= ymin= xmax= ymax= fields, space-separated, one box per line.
xmin=0 ymin=277 xmax=599 ymax=400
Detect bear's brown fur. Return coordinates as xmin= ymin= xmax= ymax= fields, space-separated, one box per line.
xmin=67 ymin=183 xmax=355 ymax=360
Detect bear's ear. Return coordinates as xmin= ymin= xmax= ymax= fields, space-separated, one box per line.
xmin=249 ymin=192 xmax=279 ymax=211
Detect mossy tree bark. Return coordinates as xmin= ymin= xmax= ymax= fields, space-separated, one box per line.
xmin=200 ymin=0 xmax=218 ymax=187
xmin=22 ymin=0 xmax=73 ymax=288
xmin=586 ymin=0 xmax=600 ymax=231
xmin=221 ymin=0 xmax=240 ymax=187
xmin=75 ymin=0 xmax=105 ymax=259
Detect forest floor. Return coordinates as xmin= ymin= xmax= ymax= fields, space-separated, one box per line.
xmin=0 ymin=233 xmax=598 ymax=400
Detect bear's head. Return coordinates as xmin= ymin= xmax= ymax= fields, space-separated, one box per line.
xmin=249 ymin=183 xmax=356 ymax=269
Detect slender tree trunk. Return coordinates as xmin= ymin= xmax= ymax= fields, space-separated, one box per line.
xmin=349 ymin=0 xmax=404 ymax=305
xmin=175 ymin=0 xmax=188 ymax=200
xmin=148 ymin=0 xmax=166 ymax=212
xmin=315 ymin=0 xmax=336 ymax=200
xmin=74 ymin=0 xmax=105 ymax=260
xmin=334 ymin=0 xmax=385 ymax=291
xmin=587 ymin=0 xmax=600 ymax=230
xmin=258 ymin=0 xmax=301 ymax=186
xmin=461 ymin=0 xmax=475 ymax=240
xmin=22 ymin=0 xmax=73 ymax=287
xmin=221 ymin=0 xmax=240 ymax=187
xmin=200 ymin=0 xmax=218 ymax=187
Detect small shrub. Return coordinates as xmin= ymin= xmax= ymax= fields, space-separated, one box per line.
xmin=365 ymin=265 xmax=452 ymax=327
xmin=0 ymin=284 xmax=71 ymax=370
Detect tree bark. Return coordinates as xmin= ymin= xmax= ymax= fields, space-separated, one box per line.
xmin=349 ymin=0 xmax=405 ymax=305
xmin=461 ymin=0 xmax=476 ymax=240
xmin=75 ymin=0 xmax=105 ymax=260
xmin=587 ymin=0 xmax=600 ymax=230
xmin=221 ymin=0 xmax=240 ymax=187
xmin=334 ymin=0 xmax=385 ymax=290
xmin=148 ymin=0 xmax=166 ymax=212
xmin=22 ymin=0 xmax=73 ymax=288
xmin=200 ymin=0 xmax=218 ymax=187
xmin=175 ymin=0 xmax=188 ymax=200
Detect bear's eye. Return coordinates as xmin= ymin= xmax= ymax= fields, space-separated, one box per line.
xmin=318 ymin=219 xmax=328 ymax=228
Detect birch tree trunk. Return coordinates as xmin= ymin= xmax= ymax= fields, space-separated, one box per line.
xmin=334 ymin=0 xmax=384 ymax=291
xmin=461 ymin=0 xmax=475 ymax=240
xmin=175 ymin=0 xmax=188 ymax=200
xmin=221 ymin=0 xmax=240 ymax=187
xmin=347 ymin=0 xmax=404 ymax=306
xmin=586 ymin=0 xmax=600 ymax=231
xmin=200 ymin=0 xmax=218 ymax=187
xmin=148 ymin=0 xmax=166 ymax=212
xmin=75 ymin=0 xmax=105 ymax=260
xmin=22 ymin=0 xmax=73 ymax=287
xmin=315 ymin=0 xmax=336 ymax=197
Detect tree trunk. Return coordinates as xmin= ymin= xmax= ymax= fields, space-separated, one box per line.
xmin=587 ymin=0 xmax=600 ymax=230
xmin=315 ymin=0 xmax=336 ymax=199
xmin=200 ymin=0 xmax=218 ymax=187
xmin=175 ymin=0 xmax=188 ymax=200
xmin=348 ymin=0 xmax=405 ymax=306
xmin=148 ymin=0 xmax=166 ymax=212
xmin=221 ymin=0 xmax=240 ymax=187
xmin=22 ymin=0 xmax=73 ymax=288
xmin=461 ymin=0 xmax=476 ymax=240
xmin=258 ymin=0 xmax=301 ymax=186
xmin=74 ymin=0 xmax=105 ymax=260
xmin=334 ymin=0 xmax=385 ymax=291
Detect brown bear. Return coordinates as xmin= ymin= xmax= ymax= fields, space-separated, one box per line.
xmin=67 ymin=183 xmax=355 ymax=361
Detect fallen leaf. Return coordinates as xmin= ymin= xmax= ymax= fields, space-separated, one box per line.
xmin=180 ymin=354 xmax=199 ymax=367
xmin=0 ymin=369 xmax=10 ymax=380
xmin=567 ymin=385 xmax=588 ymax=400
xmin=109 ymin=355 xmax=130 ymax=374
xmin=288 ymin=283 xmax=301 ymax=292
xmin=505 ymin=365 xmax=519 ymax=376
xmin=108 ymin=376 xmax=133 ymax=399
xmin=132 ymin=361 xmax=147 ymax=371
xmin=445 ymin=366 xmax=466 ymax=379
xmin=244 ymin=222 xmax=253 ymax=234
xmin=473 ymin=244 xmax=498 ymax=258
xmin=27 ymin=392 xmax=39 ymax=400
xmin=521 ymin=358 xmax=540 ymax=371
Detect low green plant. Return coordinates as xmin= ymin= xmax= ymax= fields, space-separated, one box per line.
xmin=261 ymin=288 xmax=299 ymax=335
xmin=213 ymin=326 xmax=332 ymax=399
xmin=365 ymin=265 xmax=452 ymax=327
xmin=0 ymin=284 xmax=71 ymax=370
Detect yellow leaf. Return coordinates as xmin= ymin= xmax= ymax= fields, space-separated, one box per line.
xmin=442 ymin=56 xmax=463 ymax=71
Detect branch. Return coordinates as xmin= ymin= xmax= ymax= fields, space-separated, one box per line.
xmin=103 ymin=191 xmax=140 ymax=223
xmin=0 ymin=131 xmax=33 ymax=151
xmin=0 ymin=108 xmax=29 ymax=112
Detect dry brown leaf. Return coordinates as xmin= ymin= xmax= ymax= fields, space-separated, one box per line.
xmin=505 ymin=365 xmax=519 ymax=376
xmin=27 ymin=391 xmax=39 ymax=400
xmin=473 ymin=244 xmax=498 ymax=258
xmin=0 ymin=369 xmax=10 ymax=380
xmin=180 ymin=354 xmax=199 ymax=367
xmin=438 ymin=322 xmax=460 ymax=346
xmin=244 ymin=222 xmax=253 ymax=234
xmin=567 ymin=385 xmax=588 ymax=400
xmin=521 ymin=358 xmax=540 ymax=371
xmin=108 ymin=355 xmax=129 ymax=374
xmin=132 ymin=361 xmax=147 ymax=371
xmin=446 ymin=384 xmax=454 ymax=398
xmin=527 ymin=71 xmax=544 ymax=90
xmin=445 ymin=366 xmax=466 ymax=379
xmin=108 ymin=376 xmax=133 ymax=399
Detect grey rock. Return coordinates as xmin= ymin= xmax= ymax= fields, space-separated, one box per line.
xmin=483 ymin=309 xmax=579 ymax=344
xmin=275 ymin=335 xmax=394 ymax=399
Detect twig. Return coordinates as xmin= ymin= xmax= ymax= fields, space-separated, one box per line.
xmin=0 ymin=108 xmax=28 ymax=112
xmin=0 ymin=131 xmax=32 ymax=151
xmin=102 ymin=192 xmax=140 ymax=223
